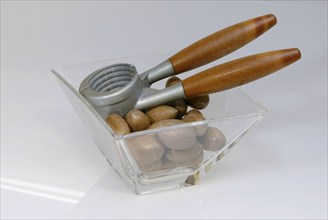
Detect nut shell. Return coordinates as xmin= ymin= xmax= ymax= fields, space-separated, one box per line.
xmin=161 ymin=157 xmax=178 ymax=170
xmin=125 ymin=109 xmax=150 ymax=131
xmin=148 ymin=119 xmax=183 ymax=129
xmin=178 ymin=150 xmax=204 ymax=167
xmin=167 ymin=99 xmax=188 ymax=119
xmin=126 ymin=135 xmax=165 ymax=167
xmin=146 ymin=105 xmax=178 ymax=124
xmin=186 ymin=95 xmax=210 ymax=110
xmin=106 ymin=114 xmax=130 ymax=135
xmin=162 ymin=150 xmax=204 ymax=168
xmin=148 ymin=119 xmax=196 ymax=150
xmin=200 ymin=127 xmax=226 ymax=151
xmin=140 ymin=159 xmax=162 ymax=173
xmin=183 ymin=110 xmax=208 ymax=136
xmin=165 ymin=140 xmax=203 ymax=163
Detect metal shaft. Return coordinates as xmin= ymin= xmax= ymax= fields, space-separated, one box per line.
xmin=140 ymin=60 xmax=175 ymax=86
xmin=135 ymin=83 xmax=186 ymax=110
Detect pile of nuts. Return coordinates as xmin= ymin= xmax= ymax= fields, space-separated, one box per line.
xmin=105 ymin=76 xmax=226 ymax=173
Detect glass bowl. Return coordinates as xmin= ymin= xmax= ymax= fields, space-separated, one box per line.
xmin=52 ymin=53 xmax=267 ymax=194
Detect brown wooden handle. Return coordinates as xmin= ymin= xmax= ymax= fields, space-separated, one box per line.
xmin=182 ymin=48 xmax=301 ymax=98
xmin=169 ymin=14 xmax=277 ymax=74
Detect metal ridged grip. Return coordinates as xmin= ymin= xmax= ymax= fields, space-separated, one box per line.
xmin=88 ymin=64 xmax=135 ymax=92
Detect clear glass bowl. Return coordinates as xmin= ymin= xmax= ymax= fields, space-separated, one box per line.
xmin=52 ymin=53 xmax=267 ymax=194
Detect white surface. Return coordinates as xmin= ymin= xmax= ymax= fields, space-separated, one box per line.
xmin=1 ymin=1 xmax=327 ymax=219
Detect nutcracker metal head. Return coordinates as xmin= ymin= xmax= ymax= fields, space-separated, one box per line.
xmin=79 ymin=64 xmax=143 ymax=117
xmin=79 ymin=62 xmax=185 ymax=118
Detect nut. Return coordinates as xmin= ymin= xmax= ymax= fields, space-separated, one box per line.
xmin=161 ymin=157 xmax=178 ymax=170
xmin=140 ymin=159 xmax=162 ymax=173
xmin=183 ymin=109 xmax=208 ymax=136
xmin=162 ymin=150 xmax=204 ymax=168
xmin=126 ymin=135 xmax=165 ymax=167
xmin=148 ymin=119 xmax=183 ymax=129
xmin=165 ymin=140 xmax=203 ymax=163
xmin=106 ymin=113 xmax=130 ymax=135
xmin=125 ymin=109 xmax=150 ymax=131
xmin=167 ymin=99 xmax=188 ymax=119
xmin=200 ymin=127 xmax=226 ymax=151
xmin=178 ymin=150 xmax=204 ymax=167
xmin=148 ymin=119 xmax=196 ymax=150
xmin=146 ymin=105 xmax=178 ymax=124
xmin=186 ymin=95 xmax=210 ymax=110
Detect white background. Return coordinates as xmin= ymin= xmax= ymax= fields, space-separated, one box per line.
xmin=1 ymin=1 xmax=327 ymax=219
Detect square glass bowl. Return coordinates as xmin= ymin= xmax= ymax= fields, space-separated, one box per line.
xmin=52 ymin=53 xmax=267 ymax=194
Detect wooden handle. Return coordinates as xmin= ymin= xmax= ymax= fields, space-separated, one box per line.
xmin=169 ymin=14 xmax=277 ymax=74
xmin=182 ymin=48 xmax=301 ymax=98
